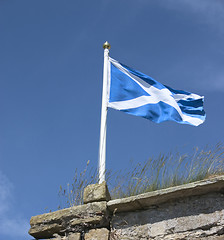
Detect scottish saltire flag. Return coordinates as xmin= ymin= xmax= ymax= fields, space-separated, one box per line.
xmin=107 ymin=58 xmax=205 ymax=126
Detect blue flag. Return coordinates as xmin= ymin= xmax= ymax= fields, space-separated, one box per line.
xmin=107 ymin=58 xmax=206 ymax=126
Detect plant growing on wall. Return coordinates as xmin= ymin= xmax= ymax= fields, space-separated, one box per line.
xmin=58 ymin=143 xmax=224 ymax=208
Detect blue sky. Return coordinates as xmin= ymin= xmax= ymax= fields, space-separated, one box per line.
xmin=0 ymin=1 xmax=223 ymax=239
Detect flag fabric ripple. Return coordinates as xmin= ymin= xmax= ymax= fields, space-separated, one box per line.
xmin=107 ymin=57 xmax=206 ymax=126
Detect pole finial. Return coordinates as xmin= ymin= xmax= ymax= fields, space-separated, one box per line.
xmin=103 ymin=41 xmax=111 ymax=50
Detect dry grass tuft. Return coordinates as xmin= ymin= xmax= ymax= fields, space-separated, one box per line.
xmin=58 ymin=143 xmax=224 ymax=208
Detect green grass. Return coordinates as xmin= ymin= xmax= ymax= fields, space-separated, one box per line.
xmin=58 ymin=143 xmax=224 ymax=208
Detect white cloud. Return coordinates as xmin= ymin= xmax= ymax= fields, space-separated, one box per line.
xmin=190 ymin=62 xmax=224 ymax=92
xmin=0 ymin=171 xmax=30 ymax=239
xmin=0 ymin=217 xmax=30 ymax=238
xmin=0 ymin=171 xmax=12 ymax=214
xmin=212 ymin=74 xmax=224 ymax=90
xmin=160 ymin=0 xmax=224 ymax=34
xmin=162 ymin=0 xmax=224 ymax=92
xmin=203 ymin=68 xmax=224 ymax=92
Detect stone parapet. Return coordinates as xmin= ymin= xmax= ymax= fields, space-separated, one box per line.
xmin=29 ymin=176 xmax=224 ymax=239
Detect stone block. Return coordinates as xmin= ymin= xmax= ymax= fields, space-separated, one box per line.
xmin=83 ymin=181 xmax=111 ymax=204
xmin=68 ymin=232 xmax=81 ymax=240
xmin=29 ymin=223 xmax=63 ymax=239
xmin=52 ymin=233 xmax=63 ymax=240
xmin=84 ymin=228 xmax=109 ymax=240
xmin=29 ymin=201 xmax=109 ymax=239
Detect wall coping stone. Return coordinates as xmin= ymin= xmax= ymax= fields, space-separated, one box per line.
xmin=107 ymin=175 xmax=224 ymax=213
xmin=29 ymin=201 xmax=109 ymax=239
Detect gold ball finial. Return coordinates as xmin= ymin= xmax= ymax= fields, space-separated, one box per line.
xmin=103 ymin=41 xmax=111 ymax=50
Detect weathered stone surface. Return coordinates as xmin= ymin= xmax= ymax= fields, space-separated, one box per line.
xmin=197 ymin=236 xmax=224 ymax=240
xmin=107 ymin=175 xmax=224 ymax=213
xmin=154 ymin=231 xmax=224 ymax=240
xmin=50 ymin=233 xmax=81 ymax=240
xmin=68 ymin=232 xmax=81 ymax=240
xmin=110 ymin=192 xmax=224 ymax=239
xmin=51 ymin=233 xmax=63 ymax=239
xmin=85 ymin=228 xmax=109 ymax=240
xmin=83 ymin=181 xmax=111 ymax=204
xmin=29 ymin=223 xmax=63 ymax=239
xmin=29 ymin=201 xmax=109 ymax=239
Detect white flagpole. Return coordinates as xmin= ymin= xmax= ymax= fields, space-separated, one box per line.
xmin=98 ymin=41 xmax=111 ymax=184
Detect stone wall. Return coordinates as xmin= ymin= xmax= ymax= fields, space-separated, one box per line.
xmin=29 ymin=176 xmax=224 ymax=240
